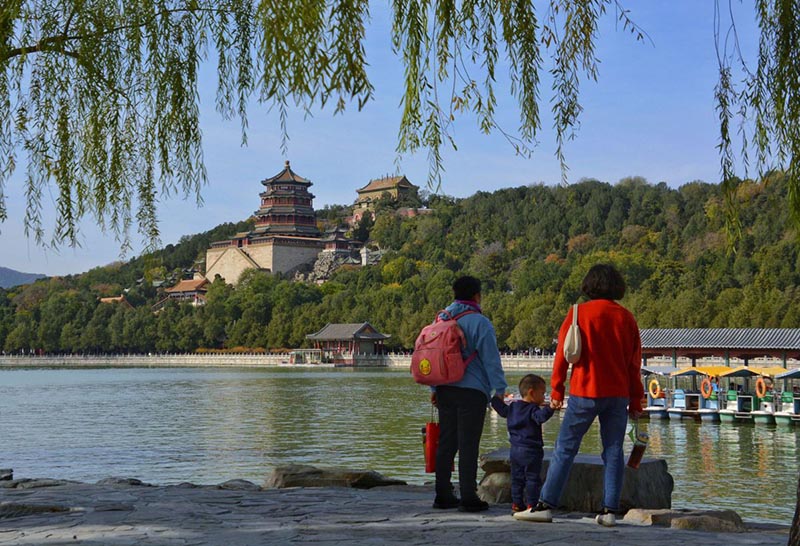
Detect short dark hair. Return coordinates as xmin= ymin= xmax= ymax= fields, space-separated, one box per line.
xmin=519 ymin=374 xmax=546 ymax=395
xmin=581 ymin=264 xmax=626 ymax=300
xmin=453 ymin=276 xmax=481 ymax=300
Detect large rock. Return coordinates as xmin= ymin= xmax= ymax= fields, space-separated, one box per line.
xmin=218 ymin=479 xmax=262 ymax=491
xmin=17 ymin=479 xmax=78 ymax=489
xmin=95 ymin=477 xmax=149 ymax=487
xmin=478 ymin=448 xmax=673 ymax=512
xmin=477 ymin=472 xmax=512 ymax=504
xmin=265 ymin=465 xmax=407 ymax=489
xmin=671 ymin=515 xmax=744 ymax=533
xmin=624 ymin=508 xmax=745 ymax=532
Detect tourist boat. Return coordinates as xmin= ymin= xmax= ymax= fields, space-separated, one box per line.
xmin=666 ymin=366 xmax=729 ymax=422
xmin=642 ymin=366 xmax=674 ymax=419
xmin=717 ymin=366 xmax=786 ymax=424
xmin=774 ymin=368 xmax=800 ymax=426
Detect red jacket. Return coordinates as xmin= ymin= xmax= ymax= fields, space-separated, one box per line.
xmin=551 ymin=299 xmax=643 ymax=412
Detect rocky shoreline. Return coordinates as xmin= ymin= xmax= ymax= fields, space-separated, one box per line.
xmin=0 ymin=467 xmax=789 ymax=546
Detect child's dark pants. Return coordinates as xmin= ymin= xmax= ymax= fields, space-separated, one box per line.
xmin=510 ymin=444 xmax=544 ymax=507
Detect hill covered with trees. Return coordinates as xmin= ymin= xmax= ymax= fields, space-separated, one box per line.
xmin=0 ymin=174 xmax=797 ymax=354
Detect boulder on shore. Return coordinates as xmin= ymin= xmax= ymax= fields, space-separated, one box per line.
xmin=218 ymin=479 xmax=262 ymax=491
xmin=624 ymin=508 xmax=745 ymax=532
xmin=266 ymin=465 xmax=407 ymax=489
xmin=478 ymin=448 xmax=673 ymax=512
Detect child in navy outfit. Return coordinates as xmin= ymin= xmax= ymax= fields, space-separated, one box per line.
xmin=490 ymin=374 xmax=554 ymax=513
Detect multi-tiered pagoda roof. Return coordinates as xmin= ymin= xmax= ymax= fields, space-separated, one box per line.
xmin=252 ymin=161 xmax=321 ymax=238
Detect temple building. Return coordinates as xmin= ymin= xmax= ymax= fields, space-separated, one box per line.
xmin=321 ymin=226 xmax=360 ymax=257
xmin=352 ymin=175 xmax=419 ymax=223
xmin=164 ymin=277 xmax=209 ymax=305
xmin=306 ymin=322 xmax=391 ymax=365
xmin=205 ymin=161 xmax=325 ymax=284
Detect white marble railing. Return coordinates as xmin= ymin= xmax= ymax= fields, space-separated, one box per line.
xmin=1 ymin=353 xmax=793 ymax=370
xmin=0 ymin=352 xmax=554 ymax=369
xmin=0 ymin=353 xmax=292 ymax=367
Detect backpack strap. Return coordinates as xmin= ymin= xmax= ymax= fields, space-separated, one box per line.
xmin=437 ymin=308 xmax=481 ymax=322
xmin=449 ymin=309 xmax=479 ymax=364
xmin=452 ymin=309 xmax=479 ymax=320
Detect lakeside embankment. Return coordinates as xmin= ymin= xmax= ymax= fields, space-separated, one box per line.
xmin=0 ymin=353 xmax=553 ymax=369
xmin=0 ymin=353 xmax=778 ymax=370
xmin=0 ymin=477 xmax=789 ymax=546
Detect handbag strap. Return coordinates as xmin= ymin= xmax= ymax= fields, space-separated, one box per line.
xmin=572 ymin=303 xmax=579 ymax=326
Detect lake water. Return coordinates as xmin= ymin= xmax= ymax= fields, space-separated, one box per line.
xmin=0 ymin=367 xmax=796 ymax=524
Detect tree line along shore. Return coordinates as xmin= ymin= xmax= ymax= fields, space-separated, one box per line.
xmin=1 ymin=176 xmax=798 ymax=356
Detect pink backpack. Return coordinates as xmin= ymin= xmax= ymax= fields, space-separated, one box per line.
xmin=411 ymin=310 xmax=478 ymax=386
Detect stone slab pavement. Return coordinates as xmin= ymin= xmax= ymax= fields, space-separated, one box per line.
xmin=0 ymin=481 xmax=791 ymax=546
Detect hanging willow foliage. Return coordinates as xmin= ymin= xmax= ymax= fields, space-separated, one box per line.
xmin=0 ymin=0 xmax=375 ymax=249
xmin=715 ymin=0 xmax=800 ymax=248
xmin=0 ymin=1 xmax=795 ymax=249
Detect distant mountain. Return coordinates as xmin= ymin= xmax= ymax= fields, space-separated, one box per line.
xmin=0 ymin=266 xmax=46 ymax=288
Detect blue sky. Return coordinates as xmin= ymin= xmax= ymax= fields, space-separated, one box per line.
xmin=0 ymin=2 xmax=758 ymax=276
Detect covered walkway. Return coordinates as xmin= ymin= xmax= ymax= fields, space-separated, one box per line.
xmin=640 ymin=328 xmax=800 ymax=367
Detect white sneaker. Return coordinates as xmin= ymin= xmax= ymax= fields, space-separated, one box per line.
xmin=595 ymin=512 xmax=616 ymax=527
xmin=513 ymin=505 xmax=552 ymax=523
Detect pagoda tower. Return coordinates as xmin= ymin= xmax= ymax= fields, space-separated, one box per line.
xmin=204 ymin=161 xmax=325 ymax=283
xmin=252 ymin=160 xmax=321 ymax=238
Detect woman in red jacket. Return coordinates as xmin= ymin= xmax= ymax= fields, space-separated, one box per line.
xmin=514 ymin=264 xmax=643 ymax=527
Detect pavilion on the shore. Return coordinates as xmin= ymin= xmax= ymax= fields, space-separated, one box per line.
xmin=306 ymin=323 xmax=391 ymax=364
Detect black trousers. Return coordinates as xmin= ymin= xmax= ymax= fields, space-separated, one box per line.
xmin=435 ymin=386 xmax=487 ymax=501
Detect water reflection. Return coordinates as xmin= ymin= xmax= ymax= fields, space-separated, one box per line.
xmin=0 ymin=367 xmax=796 ymax=524
xmin=638 ymin=420 xmax=799 ymax=522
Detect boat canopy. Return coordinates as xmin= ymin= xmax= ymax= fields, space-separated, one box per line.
xmin=776 ymin=368 xmax=800 ymax=380
xmin=641 ymin=366 xmax=676 ymax=376
xmin=670 ymin=365 xmax=731 ymax=377
xmin=719 ymin=365 xmax=787 ymax=378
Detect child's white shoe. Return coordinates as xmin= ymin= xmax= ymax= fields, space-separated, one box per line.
xmin=513 ymin=502 xmax=552 ymax=522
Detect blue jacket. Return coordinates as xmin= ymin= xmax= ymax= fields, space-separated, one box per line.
xmin=434 ymin=300 xmax=507 ymax=401
xmin=490 ymin=398 xmax=554 ymax=448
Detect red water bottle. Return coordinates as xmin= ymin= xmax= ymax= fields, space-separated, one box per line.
xmin=627 ymin=419 xmax=649 ymax=469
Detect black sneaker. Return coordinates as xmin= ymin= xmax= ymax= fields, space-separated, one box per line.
xmin=458 ymin=499 xmax=489 ymax=512
xmin=432 ymin=496 xmax=460 ymax=509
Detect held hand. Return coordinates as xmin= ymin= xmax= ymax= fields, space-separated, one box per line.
xmin=550 ymin=399 xmax=563 ymax=410
xmin=629 ymin=408 xmax=642 ymax=419
xmin=430 ymin=392 xmax=437 ymax=407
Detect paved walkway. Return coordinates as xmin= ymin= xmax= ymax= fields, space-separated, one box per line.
xmin=0 ymin=480 xmax=790 ymax=545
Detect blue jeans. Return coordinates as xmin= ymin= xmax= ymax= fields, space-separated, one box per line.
xmin=540 ymin=396 xmax=629 ymax=511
